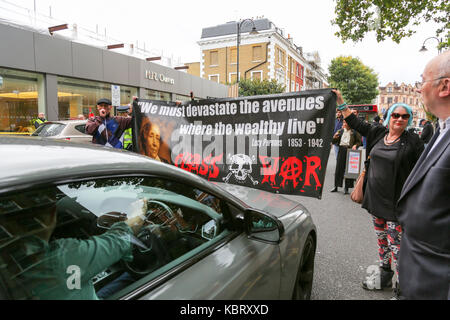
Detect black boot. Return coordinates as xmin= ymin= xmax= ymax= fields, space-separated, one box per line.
xmin=362 ymin=267 xmax=394 ymax=290
xmin=330 ymin=187 xmax=338 ymax=192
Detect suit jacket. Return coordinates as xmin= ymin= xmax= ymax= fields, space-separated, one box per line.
xmin=397 ymin=128 xmax=450 ymax=300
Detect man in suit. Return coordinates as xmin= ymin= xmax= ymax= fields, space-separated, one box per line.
xmin=420 ymin=119 xmax=434 ymax=147
xmin=396 ymin=50 xmax=450 ymax=300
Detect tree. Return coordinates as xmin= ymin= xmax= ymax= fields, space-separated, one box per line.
xmin=332 ymin=0 xmax=449 ymax=50
xmin=328 ymin=56 xmax=379 ymax=105
xmin=238 ymin=79 xmax=285 ymax=97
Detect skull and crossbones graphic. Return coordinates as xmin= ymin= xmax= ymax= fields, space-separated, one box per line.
xmin=223 ymin=154 xmax=259 ymax=185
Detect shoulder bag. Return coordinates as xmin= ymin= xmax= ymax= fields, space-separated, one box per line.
xmin=351 ymin=156 xmax=370 ymax=204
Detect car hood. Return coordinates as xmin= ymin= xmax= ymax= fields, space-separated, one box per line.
xmin=214 ymin=182 xmax=306 ymax=218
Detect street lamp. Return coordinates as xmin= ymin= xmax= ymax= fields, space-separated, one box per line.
xmin=236 ymin=19 xmax=259 ymax=85
xmin=419 ymin=37 xmax=442 ymax=54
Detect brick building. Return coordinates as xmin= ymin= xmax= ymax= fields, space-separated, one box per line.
xmin=378 ymin=82 xmax=425 ymax=125
xmin=187 ymin=18 xmax=327 ymax=93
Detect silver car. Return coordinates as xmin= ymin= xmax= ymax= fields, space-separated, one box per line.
xmin=0 ymin=136 xmax=317 ymax=300
xmin=31 ymin=120 xmax=91 ymax=144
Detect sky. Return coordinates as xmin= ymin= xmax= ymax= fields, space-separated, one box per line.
xmin=3 ymin=0 xmax=443 ymax=86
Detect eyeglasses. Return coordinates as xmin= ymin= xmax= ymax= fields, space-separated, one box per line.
xmin=391 ymin=113 xmax=410 ymax=120
xmin=418 ymin=76 xmax=448 ymax=89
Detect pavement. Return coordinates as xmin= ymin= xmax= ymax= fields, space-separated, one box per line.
xmin=285 ymin=148 xmax=394 ymax=300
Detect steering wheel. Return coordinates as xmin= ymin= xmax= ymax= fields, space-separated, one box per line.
xmin=144 ymin=200 xmax=175 ymax=223
xmin=123 ymin=224 xmax=172 ymax=277
xmin=123 ymin=200 xmax=175 ymax=277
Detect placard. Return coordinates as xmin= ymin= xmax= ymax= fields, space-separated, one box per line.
xmin=344 ymin=149 xmax=362 ymax=179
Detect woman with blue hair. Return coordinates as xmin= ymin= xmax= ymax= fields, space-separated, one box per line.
xmin=332 ymin=90 xmax=424 ymax=299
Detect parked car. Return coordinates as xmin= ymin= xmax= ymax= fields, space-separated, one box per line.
xmin=0 ymin=136 xmax=317 ymax=300
xmin=31 ymin=120 xmax=91 ymax=144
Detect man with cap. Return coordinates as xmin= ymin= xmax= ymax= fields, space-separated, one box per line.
xmin=85 ymin=98 xmax=132 ymax=149
xmin=116 ymin=104 xmax=133 ymax=150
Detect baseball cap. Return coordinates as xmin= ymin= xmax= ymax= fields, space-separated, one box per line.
xmin=116 ymin=105 xmax=130 ymax=112
xmin=97 ymin=98 xmax=112 ymax=105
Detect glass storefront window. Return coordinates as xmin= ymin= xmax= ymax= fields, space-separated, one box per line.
xmin=0 ymin=68 xmax=44 ymax=133
xmin=57 ymin=77 xmax=138 ymax=119
xmin=141 ymin=89 xmax=172 ymax=102
xmin=174 ymin=94 xmax=190 ymax=102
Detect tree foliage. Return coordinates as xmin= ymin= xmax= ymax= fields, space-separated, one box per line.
xmin=238 ymin=79 xmax=285 ymax=97
xmin=332 ymin=0 xmax=449 ymax=49
xmin=328 ymin=56 xmax=379 ymax=105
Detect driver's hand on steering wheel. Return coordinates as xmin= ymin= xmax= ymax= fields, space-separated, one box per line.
xmin=125 ymin=214 xmax=146 ymax=234
xmin=97 ymin=211 xmax=127 ymax=229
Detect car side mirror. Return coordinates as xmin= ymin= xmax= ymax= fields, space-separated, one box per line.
xmin=244 ymin=209 xmax=284 ymax=244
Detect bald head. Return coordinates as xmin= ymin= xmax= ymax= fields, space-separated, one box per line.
xmin=426 ymin=50 xmax=450 ymax=80
xmin=419 ymin=50 xmax=450 ymax=120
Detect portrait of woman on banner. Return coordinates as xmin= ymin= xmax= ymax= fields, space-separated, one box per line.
xmin=138 ymin=117 xmax=172 ymax=164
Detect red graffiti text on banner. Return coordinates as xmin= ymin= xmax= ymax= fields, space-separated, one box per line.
xmin=174 ymin=153 xmax=223 ymax=179
xmin=259 ymin=155 xmax=322 ymax=191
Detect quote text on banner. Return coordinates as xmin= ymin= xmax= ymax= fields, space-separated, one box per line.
xmin=133 ymin=89 xmax=336 ymax=199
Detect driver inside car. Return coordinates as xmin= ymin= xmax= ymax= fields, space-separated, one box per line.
xmin=3 ymin=194 xmax=145 ymax=300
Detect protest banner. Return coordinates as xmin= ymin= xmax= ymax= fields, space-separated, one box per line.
xmin=132 ymin=89 xmax=336 ymax=199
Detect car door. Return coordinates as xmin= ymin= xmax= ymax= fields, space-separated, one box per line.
xmin=139 ymin=228 xmax=282 ymax=300
xmin=68 ymin=123 xmax=91 ymax=144
xmin=0 ymin=174 xmax=281 ymax=300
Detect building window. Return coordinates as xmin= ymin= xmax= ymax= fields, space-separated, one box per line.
xmin=230 ymin=48 xmax=237 ymax=64
xmin=395 ymin=96 xmax=398 ymax=103
xmin=381 ymin=97 xmax=385 ymax=104
xmin=276 ymin=68 xmax=285 ymax=86
xmin=141 ymin=89 xmax=171 ymax=102
xmin=277 ymin=48 xmax=285 ymax=65
xmin=0 ymin=67 xmax=44 ymax=133
xmin=209 ymin=74 xmax=219 ymax=83
xmin=210 ymin=51 xmax=219 ymax=66
xmin=252 ymin=46 xmax=262 ymax=62
xmin=387 ymin=97 xmax=393 ymax=104
xmin=387 ymin=87 xmax=392 ymax=93
xmin=57 ymin=77 xmax=137 ymax=119
xmin=229 ymin=72 xmax=240 ymax=83
xmin=250 ymin=71 xmax=262 ymax=81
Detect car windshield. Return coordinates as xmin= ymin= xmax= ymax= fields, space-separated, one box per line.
xmin=32 ymin=123 xmax=65 ymax=137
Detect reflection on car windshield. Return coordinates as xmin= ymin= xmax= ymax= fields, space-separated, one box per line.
xmin=0 ymin=177 xmax=224 ymax=300
xmin=32 ymin=123 xmax=65 ymax=137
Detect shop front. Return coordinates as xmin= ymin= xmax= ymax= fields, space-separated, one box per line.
xmin=56 ymin=77 xmax=138 ymax=120
xmin=0 ymin=68 xmax=44 ymax=133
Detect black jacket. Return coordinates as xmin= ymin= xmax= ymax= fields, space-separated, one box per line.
xmin=345 ymin=113 xmax=424 ymax=218
xmin=332 ymin=128 xmax=362 ymax=148
xmin=420 ymin=122 xmax=433 ymax=144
